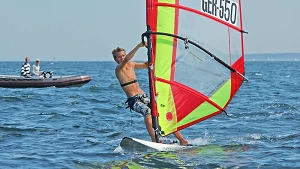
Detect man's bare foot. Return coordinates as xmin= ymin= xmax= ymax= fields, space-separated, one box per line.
xmin=179 ymin=140 xmax=189 ymax=146
xmin=151 ymin=139 xmax=164 ymax=144
xmin=157 ymin=140 xmax=164 ymax=144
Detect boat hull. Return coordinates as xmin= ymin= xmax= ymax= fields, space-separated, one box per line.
xmin=0 ymin=75 xmax=91 ymax=88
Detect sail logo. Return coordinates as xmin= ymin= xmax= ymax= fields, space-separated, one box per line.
xmin=166 ymin=112 xmax=173 ymax=121
xmin=200 ymin=0 xmax=239 ymax=26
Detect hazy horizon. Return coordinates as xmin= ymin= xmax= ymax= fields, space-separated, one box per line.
xmin=0 ymin=52 xmax=299 ymax=62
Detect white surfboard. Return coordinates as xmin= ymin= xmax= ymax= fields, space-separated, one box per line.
xmin=120 ymin=137 xmax=191 ymax=152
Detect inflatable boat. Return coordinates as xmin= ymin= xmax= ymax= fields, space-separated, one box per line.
xmin=0 ymin=74 xmax=91 ymax=88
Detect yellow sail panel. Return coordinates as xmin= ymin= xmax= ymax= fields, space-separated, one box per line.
xmin=155 ymin=0 xmax=176 ymax=80
xmin=209 ymin=79 xmax=232 ymax=109
xmin=155 ymin=36 xmax=173 ymax=80
xmin=155 ymin=0 xmax=178 ymax=135
xmin=156 ymin=81 xmax=178 ymax=135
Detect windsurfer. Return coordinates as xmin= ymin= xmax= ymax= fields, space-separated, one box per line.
xmin=112 ymin=42 xmax=189 ymax=146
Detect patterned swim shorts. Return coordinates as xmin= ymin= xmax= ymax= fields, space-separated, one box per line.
xmin=126 ymin=93 xmax=151 ymax=117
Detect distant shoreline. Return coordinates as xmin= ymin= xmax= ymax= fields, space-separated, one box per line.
xmin=245 ymin=53 xmax=300 ymax=61
xmin=1 ymin=53 xmax=300 ymax=62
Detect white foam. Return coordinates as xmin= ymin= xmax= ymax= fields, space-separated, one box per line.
xmin=113 ymin=145 xmax=124 ymax=153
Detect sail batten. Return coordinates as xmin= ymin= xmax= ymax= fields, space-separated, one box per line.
xmin=145 ymin=0 xmax=246 ymax=136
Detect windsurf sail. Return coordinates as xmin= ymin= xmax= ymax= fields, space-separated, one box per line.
xmin=143 ymin=0 xmax=247 ymax=139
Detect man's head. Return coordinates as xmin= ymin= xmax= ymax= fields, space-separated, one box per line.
xmin=25 ymin=57 xmax=30 ymax=63
xmin=112 ymin=47 xmax=126 ymax=64
xmin=36 ymin=59 xmax=40 ymax=64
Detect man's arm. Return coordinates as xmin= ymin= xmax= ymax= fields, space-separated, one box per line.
xmin=119 ymin=42 xmax=146 ymax=68
xmin=135 ymin=61 xmax=148 ymax=69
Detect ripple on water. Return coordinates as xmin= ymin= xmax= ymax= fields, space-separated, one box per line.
xmin=1 ymin=61 xmax=300 ymax=168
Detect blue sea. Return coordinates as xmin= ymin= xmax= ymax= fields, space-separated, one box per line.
xmin=0 ymin=61 xmax=299 ymax=169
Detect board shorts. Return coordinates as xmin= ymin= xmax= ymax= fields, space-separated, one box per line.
xmin=126 ymin=93 xmax=151 ymax=117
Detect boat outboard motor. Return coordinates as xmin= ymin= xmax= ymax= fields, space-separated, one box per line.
xmin=41 ymin=71 xmax=53 ymax=78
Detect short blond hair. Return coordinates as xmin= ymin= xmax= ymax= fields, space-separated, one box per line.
xmin=112 ymin=47 xmax=125 ymax=59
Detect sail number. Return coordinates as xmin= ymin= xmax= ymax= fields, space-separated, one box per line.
xmin=200 ymin=0 xmax=239 ymax=26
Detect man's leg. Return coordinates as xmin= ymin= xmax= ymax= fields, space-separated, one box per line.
xmin=173 ymin=131 xmax=189 ymax=146
xmin=133 ymin=97 xmax=165 ymax=143
xmin=144 ymin=114 xmax=156 ymax=142
xmin=133 ymin=101 xmax=157 ymax=143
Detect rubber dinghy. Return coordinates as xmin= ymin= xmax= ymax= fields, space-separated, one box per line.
xmin=0 ymin=74 xmax=91 ymax=88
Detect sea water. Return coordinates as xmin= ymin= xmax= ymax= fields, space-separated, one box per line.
xmin=0 ymin=61 xmax=299 ymax=168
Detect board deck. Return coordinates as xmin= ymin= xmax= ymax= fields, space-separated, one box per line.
xmin=120 ymin=137 xmax=191 ymax=152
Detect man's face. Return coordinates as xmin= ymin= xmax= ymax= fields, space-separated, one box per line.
xmin=25 ymin=57 xmax=30 ymax=63
xmin=114 ymin=51 xmax=126 ymax=64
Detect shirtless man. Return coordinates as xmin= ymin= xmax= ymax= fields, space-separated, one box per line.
xmin=112 ymin=42 xmax=189 ymax=146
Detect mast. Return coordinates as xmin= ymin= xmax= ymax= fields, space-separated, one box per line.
xmin=144 ymin=27 xmax=160 ymax=142
xmin=145 ymin=0 xmax=160 ymax=142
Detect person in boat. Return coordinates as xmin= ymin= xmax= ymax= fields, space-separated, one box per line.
xmin=20 ymin=57 xmax=31 ymax=78
xmin=31 ymin=59 xmax=44 ymax=78
xmin=112 ymin=42 xmax=189 ymax=146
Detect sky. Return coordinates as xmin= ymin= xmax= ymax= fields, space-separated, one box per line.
xmin=0 ymin=0 xmax=299 ymax=61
